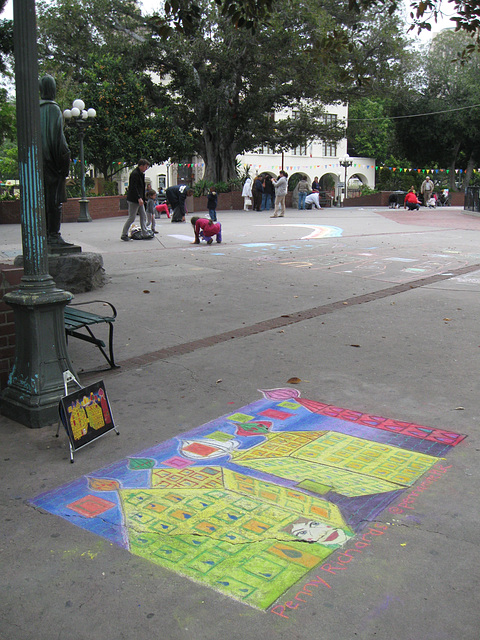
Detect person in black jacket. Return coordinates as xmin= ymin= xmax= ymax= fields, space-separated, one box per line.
xmin=207 ymin=187 xmax=218 ymax=221
xmin=253 ymin=175 xmax=264 ymax=211
xmin=166 ymin=184 xmax=193 ymax=222
xmin=121 ymin=159 xmax=150 ymax=241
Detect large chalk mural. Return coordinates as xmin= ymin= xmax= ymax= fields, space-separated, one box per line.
xmin=31 ymin=389 xmax=465 ymax=610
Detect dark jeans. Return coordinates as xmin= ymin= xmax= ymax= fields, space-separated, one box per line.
xmin=261 ymin=193 xmax=272 ymax=210
xmin=253 ymin=190 xmax=263 ymax=211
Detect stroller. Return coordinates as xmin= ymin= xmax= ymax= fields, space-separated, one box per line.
xmin=438 ymin=190 xmax=450 ymax=206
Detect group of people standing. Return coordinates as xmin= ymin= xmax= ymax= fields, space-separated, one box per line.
xmin=241 ymin=170 xmax=289 ymax=218
xmin=242 ymin=172 xmax=322 ymax=217
xmin=242 ymin=169 xmax=288 ymax=218
xmin=242 ymin=174 xmax=275 ymax=212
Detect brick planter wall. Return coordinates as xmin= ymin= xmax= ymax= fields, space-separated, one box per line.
xmin=0 ymin=196 xmax=124 ymax=225
xmin=0 ymin=264 xmax=23 ymax=390
xmin=62 ymin=195 xmax=124 ymax=222
xmin=193 ymin=191 xmax=245 ymax=212
xmin=344 ymin=191 xmax=466 ymax=208
xmin=193 ymin=191 xmax=293 ymax=211
xmin=0 ymin=200 xmax=21 ymax=224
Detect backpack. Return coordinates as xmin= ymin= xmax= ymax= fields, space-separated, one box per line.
xmin=130 ymin=227 xmax=154 ymax=240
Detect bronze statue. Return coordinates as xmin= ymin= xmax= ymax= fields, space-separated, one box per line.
xmin=39 ymin=74 xmax=71 ymax=246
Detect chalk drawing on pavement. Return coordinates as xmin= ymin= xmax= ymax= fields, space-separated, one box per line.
xmin=256 ymin=224 xmax=343 ymax=239
xmin=31 ymin=389 xmax=465 ymax=611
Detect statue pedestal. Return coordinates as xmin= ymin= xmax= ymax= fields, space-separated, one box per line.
xmin=14 ymin=252 xmax=106 ymax=293
xmin=48 ymin=243 xmax=82 ymax=255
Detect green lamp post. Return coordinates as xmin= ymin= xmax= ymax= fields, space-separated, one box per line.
xmin=0 ymin=0 xmax=78 ymax=428
xmin=63 ymin=100 xmax=96 ymax=223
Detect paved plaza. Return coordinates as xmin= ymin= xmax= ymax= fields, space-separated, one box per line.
xmin=1 ymin=205 xmax=479 ymax=640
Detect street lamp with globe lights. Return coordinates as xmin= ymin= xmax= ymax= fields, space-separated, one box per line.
xmin=339 ymin=154 xmax=353 ymax=207
xmin=63 ymin=100 xmax=96 ymax=222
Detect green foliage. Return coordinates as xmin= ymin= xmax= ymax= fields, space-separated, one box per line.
xmin=0 ymin=188 xmax=19 ymax=201
xmin=348 ymin=98 xmax=397 ymax=163
xmin=0 ymin=0 xmax=14 ymax=77
xmin=193 ymin=178 xmax=214 ymax=196
xmin=360 ymin=185 xmax=378 ymax=195
xmin=146 ymin=0 xmax=408 ymax=181
xmin=36 ymin=0 xmax=411 ymax=183
xmin=0 ymin=90 xmax=16 ymax=145
xmin=236 ymin=162 xmax=251 ymax=182
xmin=193 ymin=178 xmax=239 ymax=196
xmin=102 ymin=180 xmax=119 ymax=195
xmin=0 ymin=143 xmax=18 ymax=181
xmin=351 ymin=0 xmax=480 ymax=55
xmin=60 ymin=52 xmax=195 ymax=180
xmin=66 ymin=174 xmax=95 ymax=198
xmin=390 ymin=29 xmax=480 ymax=189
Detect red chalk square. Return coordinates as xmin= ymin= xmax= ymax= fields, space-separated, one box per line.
xmin=67 ymin=495 xmax=116 ymax=518
xmin=183 ymin=443 xmax=220 ymax=456
xmin=259 ymin=409 xmax=294 ymax=420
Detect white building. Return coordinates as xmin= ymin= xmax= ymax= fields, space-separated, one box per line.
xmin=241 ymin=103 xmax=375 ymax=203
xmin=119 ymin=102 xmax=375 ymax=203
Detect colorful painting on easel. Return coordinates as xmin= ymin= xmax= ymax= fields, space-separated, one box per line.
xmin=32 ymin=389 xmax=465 ymax=610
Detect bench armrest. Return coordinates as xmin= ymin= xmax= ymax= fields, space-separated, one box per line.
xmin=68 ymin=299 xmax=117 ymax=321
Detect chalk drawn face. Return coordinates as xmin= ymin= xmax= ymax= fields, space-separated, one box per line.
xmin=290 ymin=520 xmax=348 ymax=546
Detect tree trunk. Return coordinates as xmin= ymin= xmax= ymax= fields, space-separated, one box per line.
xmin=462 ymin=152 xmax=475 ymax=190
xmin=202 ymin=129 xmax=237 ymax=183
xmin=448 ymin=142 xmax=461 ymax=191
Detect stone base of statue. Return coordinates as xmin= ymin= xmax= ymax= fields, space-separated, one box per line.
xmin=14 ymin=251 xmax=106 ymax=293
xmin=48 ymin=242 xmax=82 ymax=255
xmin=46 ymin=232 xmax=82 ymax=254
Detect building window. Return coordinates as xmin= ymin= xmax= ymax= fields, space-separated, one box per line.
xmin=292 ymin=145 xmax=308 ymax=156
xmin=322 ymin=113 xmax=338 ymax=126
xmin=322 ymin=142 xmax=337 ymax=157
xmin=258 ymin=145 xmax=275 ymax=155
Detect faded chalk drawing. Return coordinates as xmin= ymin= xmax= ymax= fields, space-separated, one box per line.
xmin=31 ymin=389 xmax=465 ymax=610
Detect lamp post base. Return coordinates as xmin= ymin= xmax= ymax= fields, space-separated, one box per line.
xmin=78 ymin=199 xmax=92 ymax=222
xmin=0 ymin=286 xmax=77 ymax=428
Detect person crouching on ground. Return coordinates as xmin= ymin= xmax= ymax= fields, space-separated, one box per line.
xmin=191 ymin=216 xmax=222 ymax=244
xmin=304 ymin=191 xmax=322 ymax=210
xmin=404 ymin=188 xmax=420 ymax=211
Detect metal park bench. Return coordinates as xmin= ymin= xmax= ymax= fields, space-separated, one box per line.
xmin=64 ymin=300 xmax=119 ymax=369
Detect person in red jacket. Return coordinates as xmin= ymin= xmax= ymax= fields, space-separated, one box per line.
xmin=404 ymin=188 xmax=420 ymax=211
xmin=191 ymin=216 xmax=222 ymax=244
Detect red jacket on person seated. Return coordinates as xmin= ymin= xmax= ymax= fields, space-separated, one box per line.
xmin=404 ymin=191 xmax=420 ymax=206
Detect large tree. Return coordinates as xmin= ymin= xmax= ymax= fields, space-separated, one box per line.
xmin=144 ymin=0 xmax=410 ymax=180
xmin=36 ymin=0 xmax=409 ymax=181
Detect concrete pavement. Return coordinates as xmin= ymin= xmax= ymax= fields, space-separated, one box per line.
xmin=1 ymin=205 xmax=479 ymax=640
